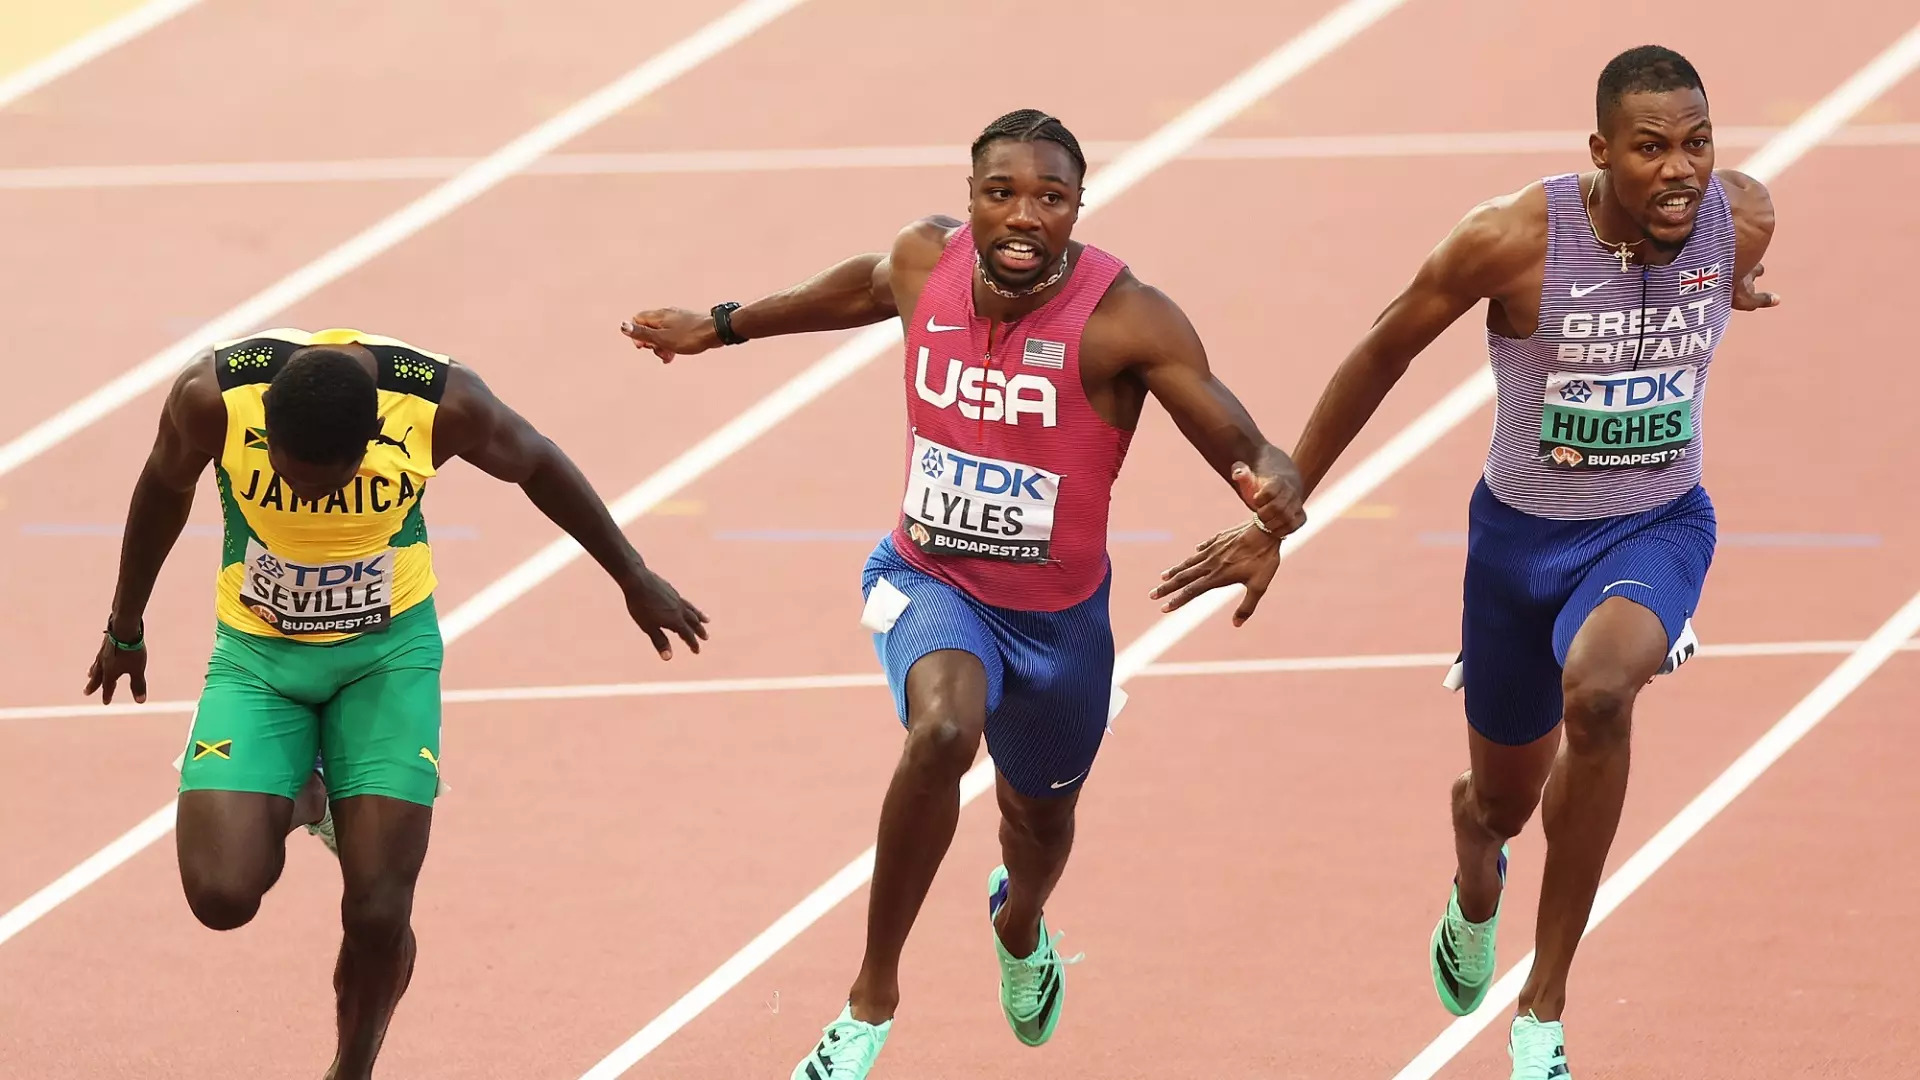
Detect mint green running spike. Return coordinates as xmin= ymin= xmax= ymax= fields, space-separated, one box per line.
xmin=1507 ymin=1011 xmax=1570 ymax=1080
xmin=987 ymin=865 xmax=1082 ymax=1047
xmin=1429 ymin=843 xmax=1507 ymax=1016
xmin=790 ymin=1003 xmax=890 ymax=1080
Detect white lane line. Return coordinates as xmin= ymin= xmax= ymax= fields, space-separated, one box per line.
xmin=0 ymin=805 xmax=176 ymax=948
xmin=568 ymin=1 xmax=1422 ymax=1075
xmin=1389 ymin=19 xmax=1920 ymax=1080
xmin=1389 ymin=588 xmax=1920 ymax=1080
xmin=0 ymin=0 xmax=814 ymax=951
xmin=9 ymin=638 xmax=1913 ymax=723
xmin=0 ymin=0 xmax=811 ymax=482
xmin=7 ymin=123 xmax=1920 ymax=190
xmin=0 ymin=0 xmax=205 ymax=112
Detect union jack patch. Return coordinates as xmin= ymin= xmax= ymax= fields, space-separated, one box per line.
xmin=1678 ymin=264 xmax=1721 ymax=293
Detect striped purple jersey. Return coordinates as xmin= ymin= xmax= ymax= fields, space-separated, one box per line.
xmin=1482 ymin=171 xmax=1737 ymax=520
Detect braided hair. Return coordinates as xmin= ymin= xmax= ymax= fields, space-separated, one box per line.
xmin=970 ymin=109 xmax=1087 ymax=183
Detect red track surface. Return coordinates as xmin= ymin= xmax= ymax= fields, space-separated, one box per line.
xmin=1 ymin=1 xmax=1916 ymax=1077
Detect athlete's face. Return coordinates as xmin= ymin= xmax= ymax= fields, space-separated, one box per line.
xmin=967 ymin=139 xmax=1082 ymax=291
xmin=269 ymin=444 xmax=364 ymax=504
xmin=1591 ymin=88 xmax=1715 ymax=251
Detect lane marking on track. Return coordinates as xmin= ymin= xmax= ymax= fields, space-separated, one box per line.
xmin=1390 ymin=585 xmax=1920 ymax=1080
xmin=0 ymin=0 xmax=812 ymax=482
xmin=0 ymin=0 xmax=817 ymax=950
xmin=0 ymin=0 xmax=204 ymax=112
xmin=6 ymin=123 xmax=1920 ymax=189
xmin=4 ymin=637 xmax=1913 ymax=723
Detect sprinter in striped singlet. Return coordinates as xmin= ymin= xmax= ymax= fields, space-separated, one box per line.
xmin=1154 ymin=47 xmax=1779 ymax=1078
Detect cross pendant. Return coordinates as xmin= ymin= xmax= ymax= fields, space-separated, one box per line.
xmin=1614 ymin=245 xmax=1634 ymax=274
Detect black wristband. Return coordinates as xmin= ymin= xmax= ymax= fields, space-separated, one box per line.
xmin=710 ymin=302 xmax=746 ymax=346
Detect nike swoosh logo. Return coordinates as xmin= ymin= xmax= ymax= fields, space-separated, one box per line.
xmin=1569 ymin=281 xmax=1609 ymax=298
xmin=1602 ymin=579 xmax=1652 ymax=593
xmin=1050 ymin=773 xmax=1084 ymax=789
xmin=925 ymin=315 xmax=966 ymax=333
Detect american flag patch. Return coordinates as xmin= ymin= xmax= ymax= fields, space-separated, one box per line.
xmin=1022 ymin=338 xmax=1066 ymax=370
xmin=1678 ymin=264 xmax=1721 ymax=293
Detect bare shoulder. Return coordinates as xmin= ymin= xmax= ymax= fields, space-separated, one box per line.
xmin=890 ymin=214 xmax=965 ymax=272
xmin=1084 ymin=268 xmax=1203 ymax=369
xmin=1716 ymin=168 xmax=1776 ymax=228
xmin=434 ymin=358 xmax=502 ymax=434
xmin=1715 ymin=168 xmax=1776 ymax=272
xmin=164 ymin=348 xmax=226 ymax=449
xmin=1441 ymin=180 xmax=1547 ymax=284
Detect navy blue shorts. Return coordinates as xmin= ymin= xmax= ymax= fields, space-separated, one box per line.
xmin=1452 ymin=479 xmax=1717 ymax=746
xmin=859 ymin=535 xmax=1114 ymax=799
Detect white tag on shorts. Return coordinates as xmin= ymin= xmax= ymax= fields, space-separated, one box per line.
xmin=861 ymin=577 xmax=912 ymax=634
xmin=1106 ymin=685 xmax=1128 ymax=732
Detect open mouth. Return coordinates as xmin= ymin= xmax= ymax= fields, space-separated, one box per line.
xmin=1651 ymin=189 xmax=1698 ymax=227
xmin=993 ymin=236 xmax=1045 ymax=274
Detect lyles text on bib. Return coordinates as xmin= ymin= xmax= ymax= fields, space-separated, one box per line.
xmin=900 ymin=432 xmax=1061 ymax=564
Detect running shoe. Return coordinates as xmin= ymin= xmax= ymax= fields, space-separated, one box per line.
xmin=987 ymin=864 xmax=1082 ymax=1047
xmin=790 ymin=1003 xmax=890 ymax=1080
xmin=1507 ymin=1011 xmax=1570 ymax=1079
xmin=1430 ymin=843 xmax=1507 ymax=1015
xmin=300 ymin=762 xmax=338 ymax=856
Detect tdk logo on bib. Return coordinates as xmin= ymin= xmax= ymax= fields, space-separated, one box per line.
xmin=920 ymin=444 xmax=1049 ymax=500
xmin=902 ymin=433 xmax=1060 ymax=563
xmin=1563 ymin=370 xmax=1691 ymax=407
xmin=914 ymin=347 xmax=1057 ymax=427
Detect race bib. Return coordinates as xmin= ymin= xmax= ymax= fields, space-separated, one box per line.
xmin=900 ymin=432 xmax=1060 ymax=564
xmin=1538 ymin=363 xmax=1696 ymax=470
xmin=240 ymin=538 xmax=393 ymax=635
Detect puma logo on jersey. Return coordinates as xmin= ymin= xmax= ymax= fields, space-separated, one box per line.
xmin=372 ymin=425 xmax=413 ymax=458
xmin=914 ymin=347 xmax=1056 ymax=427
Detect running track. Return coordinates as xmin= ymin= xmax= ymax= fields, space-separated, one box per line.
xmin=2 ymin=1 xmax=1917 ymax=1077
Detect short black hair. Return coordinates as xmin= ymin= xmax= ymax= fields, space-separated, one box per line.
xmin=1596 ymin=45 xmax=1707 ymax=131
xmin=970 ymin=109 xmax=1087 ymax=184
xmin=263 ymin=346 xmax=379 ymax=465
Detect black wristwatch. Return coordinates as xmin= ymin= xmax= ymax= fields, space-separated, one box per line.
xmin=710 ymin=302 xmax=747 ymax=346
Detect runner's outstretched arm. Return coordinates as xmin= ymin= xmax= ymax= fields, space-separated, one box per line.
xmin=1289 ymin=201 xmax=1536 ymax=497
xmin=1151 ymin=195 xmax=1537 ymax=621
xmin=433 ymin=363 xmax=709 ymax=660
xmin=87 ymin=353 xmax=224 ymax=704
xmin=1097 ymin=279 xmax=1307 ymax=625
xmin=617 ymin=216 xmax=957 ymax=361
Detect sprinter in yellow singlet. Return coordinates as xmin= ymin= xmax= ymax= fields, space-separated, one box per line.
xmin=84 ymin=328 xmax=707 ymax=1080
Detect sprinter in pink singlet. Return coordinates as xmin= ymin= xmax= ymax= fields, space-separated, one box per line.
xmin=1157 ymin=48 xmax=1780 ymax=1080
xmin=621 ymin=109 xmax=1307 ymax=1080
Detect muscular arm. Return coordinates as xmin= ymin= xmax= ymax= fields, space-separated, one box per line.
xmin=1290 ymin=190 xmax=1541 ymax=498
xmin=620 ymin=216 xmax=955 ymax=358
xmin=1718 ymin=168 xmax=1780 ymax=309
xmin=724 ymin=252 xmax=897 ymax=341
xmin=108 ymin=353 xmax=224 ymax=642
xmin=435 ymin=365 xmax=650 ymax=588
xmin=433 ymin=363 xmax=707 ymax=656
xmin=1103 ymin=279 xmax=1305 ymax=533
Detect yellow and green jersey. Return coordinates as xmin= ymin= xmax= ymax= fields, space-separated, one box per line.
xmin=212 ymin=327 xmax=447 ymax=643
